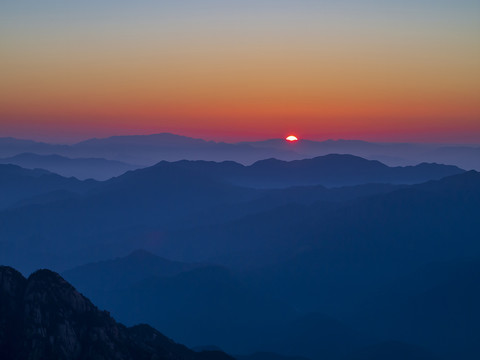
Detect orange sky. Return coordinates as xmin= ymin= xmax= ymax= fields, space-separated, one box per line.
xmin=1 ymin=1 xmax=479 ymax=143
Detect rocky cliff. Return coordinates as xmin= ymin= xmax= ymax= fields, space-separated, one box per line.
xmin=0 ymin=266 xmax=233 ymax=360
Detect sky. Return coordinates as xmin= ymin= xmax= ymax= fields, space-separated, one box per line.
xmin=1 ymin=0 xmax=479 ymax=143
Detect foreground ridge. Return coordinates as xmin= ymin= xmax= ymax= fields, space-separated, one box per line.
xmin=0 ymin=265 xmax=233 ymax=360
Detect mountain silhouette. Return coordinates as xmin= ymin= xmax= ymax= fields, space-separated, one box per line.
xmin=0 ymin=164 xmax=97 ymax=209
xmin=0 ymin=265 xmax=233 ymax=360
xmin=0 ymin=160 xmax=258 ymax=272
xmin=149 ymin=170 xmax=479 ymax=268
xmin=2 ymin=134 xmax=478 ymax=170
xmin=153 ymin=154 xmax=464 ymax=188
xmin=0 ymin=159 xmax=471 ymax=274
xmin=0 ymin=153 xmax=139 ymax=180
xmin=242 ymin=138 xmax=480 ymax=171
xmin=0 ymin=137 xmax=69 ymax=157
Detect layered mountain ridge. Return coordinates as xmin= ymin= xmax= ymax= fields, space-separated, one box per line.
xmin=1 ymin=133 xmax=479 ymax=170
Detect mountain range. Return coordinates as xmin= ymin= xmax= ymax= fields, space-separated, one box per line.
xmin=0 ymin=153 xmax=139 ymax=180
xmin=0 ymin=164 xmax=97 ymax=210
xmin=1 ymin=134 xmax=479 ymax=171
xmin=60 ymin=171 xmax=480 ymax=358
xmin=161 ymin=155 xmax=464 ymax=188
xmin=0 ymin=145 xmax=479 ymax=359
xmin=0 ymin=155 xmax=465 ymax=273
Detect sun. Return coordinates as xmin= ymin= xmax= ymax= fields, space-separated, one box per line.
xmin=285 ymin=135 xmax=299 ymax=142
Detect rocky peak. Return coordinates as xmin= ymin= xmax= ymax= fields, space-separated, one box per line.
xmin=25 ymin=269 xmax=95 ymax=315
xmin=0 ymin=266 xmax=234 ymax=360
xmin=0 ymin=266 xmax=26 ymax=299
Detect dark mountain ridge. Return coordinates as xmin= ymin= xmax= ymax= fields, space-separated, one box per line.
xmin=0 ymin=265 xmax=233 ymax=360
xmin=0 ymin=157 xmax=468 ymax=274
xmin=242 ymin=138 xmax=480 ymax=170
xmin=0 ymin=164 xmax=98 ymax=210
xmin=0 ymin=160 xmax=258 ymax=273
xmin=3 ymin=133 xmax=479 ymax=170
xmin=153 ymin=154 xmax=464 ymax=188
xmin=150 ymin=170 xmax=479 ymax=267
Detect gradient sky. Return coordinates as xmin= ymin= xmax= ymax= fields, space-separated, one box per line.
xmin=1 ymin=0 xmax=479 ymax=143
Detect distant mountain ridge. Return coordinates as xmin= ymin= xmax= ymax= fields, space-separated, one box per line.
xmin=184 ymin=171 xmax=480 ymax=265
xmin=242 ymin=138 xmax=480 ymax=170
xmin=166 ymin=154 xmax=464 ymax=188
xmin=0 ymin=163 xmax=97 ymax=209
xmin=0 ymin=153 xmax=139 ymax=180
xmin=1 ymin=133 xmax=479 ymax=170
xmin=0 ymin=156 xmax=468 ymax=273
xmin=0 ymin=134 xmax=299 ymax=166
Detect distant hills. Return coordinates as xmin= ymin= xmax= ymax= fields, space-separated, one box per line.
xmin=0 ymin=265 xmax=233 ymax=360
xmin=0 ymin=154 xmax=465 ymax=273
xmin=128 ymin=169 xmax=479 ymax=266
xmin=0 ymin=134 xmax=298 ymax=166
xmin=1 ymin=133 xmax=479 ymax=170
xmin=242 ymin=138 xmax=480 ymax=171
xmin=0 ymin=163 xmax=97 ymax=209
xmin=0 ymin=153 xmax=139 ymax=180
xmin=56 ymin=171 xmax=480 ymax=358
xmin=165 ymin=155 xmax=464 ymax=188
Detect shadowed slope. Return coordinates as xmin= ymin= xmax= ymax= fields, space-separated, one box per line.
xmin=0 ymin=164 xmax=97 ymax=209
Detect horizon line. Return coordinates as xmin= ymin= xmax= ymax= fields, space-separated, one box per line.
xmin=1 ymin=132 xmax=480 ymax=147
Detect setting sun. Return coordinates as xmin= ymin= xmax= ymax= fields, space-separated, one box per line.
xmin=286 ymin=135 xmax=299 ymax=142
